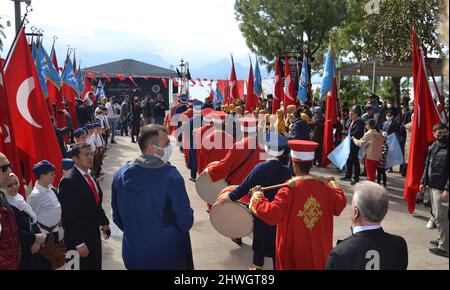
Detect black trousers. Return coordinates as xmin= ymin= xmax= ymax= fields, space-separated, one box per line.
xmin=79 ymin=241 xmax=102 ymax=270
xmin=345 ymin=148 xmax=360 ymax=181
xmin=377 ymin=168 xmax=387 ymax=186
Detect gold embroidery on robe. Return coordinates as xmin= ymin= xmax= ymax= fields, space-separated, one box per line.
xmin=297 ymin=195 xmax=323 ymax=230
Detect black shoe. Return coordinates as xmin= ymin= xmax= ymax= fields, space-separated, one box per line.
xmin=416 ymin=197 xmax=423 ymax=204
xmin=351 ymin=180 xmax=359 ymax=185
xmin=231 ymin=238 xmax=243 ymax=246
xmin=111 ymin=140 xmax=117 ymax=144
xmin=188 ymin=177 xmax=196 ymax=182
xmin=429 ymin=247 xmax=449 ymax=258
xmin=340 ymin=177 xmax=351 ymax=181
xmin=424 ymin=200 xmax=431 ymax=207
xmin=131 ymin=140 xmax=136 ymax=143
xmin=430 ymin=240 xmax=439 ymax=247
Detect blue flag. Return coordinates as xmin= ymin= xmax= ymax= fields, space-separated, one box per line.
xmin=254 ymin=59 xmax=262 ymax=97
xmin=35 ymin=41 xmax=49 ymax=97
xmin=213 ymin=83 xmax=223 ymax=109
xmin=77 ymin=70 xmax=85 ymax=96
xmin=385 ymin=134 xmax=405 ymax=169
xmin=320 ymin=49 xmax=336 ymax=99
xmin=96 ymin=79 xmax=106 ymax=99
xmin=327 ymin=133 xmax=351 ymax=170
xmin=61 ymin=58 xmax=80 ymax=94
xmin=297 ymin=55 xmax=310 ymax=103
xmin=43 ymin=45 xmax=62 ymax=89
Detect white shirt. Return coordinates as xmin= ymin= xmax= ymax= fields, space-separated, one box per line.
xmin=86 ymin=135 xmax=97 ymax=151
xmin=28 ymin=183 xmax=62 ymax=235
xmin=353 ymin=225 xmax=382 ymax=235
xmin=93 ymin=133 xmax=104 ymax=148
xmin=96 ymin=114 xmax=109 ymax=129
xmin=106 ymin=102 xmax=121 ymax=119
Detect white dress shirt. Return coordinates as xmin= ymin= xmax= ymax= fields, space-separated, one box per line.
xmin=28 ymin=183 xmax=62 ymax=235
xmin=353 ymin=225 xmax=382 ymax=235
xmin=86 ymin=135 xmax=97 ymax=151
xmin=106 ymin=102 xmax=121 ymax=119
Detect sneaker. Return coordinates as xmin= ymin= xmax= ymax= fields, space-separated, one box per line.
xmin=429 ymin=248 xmax=449 ymax=258
xmin=351 ymin=180 xmax=359 ymax=185
xmin=426 ymin=219 xmax=436 ymax=229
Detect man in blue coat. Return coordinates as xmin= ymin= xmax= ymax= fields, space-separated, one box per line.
xmin=112 ymin=125 xmax=194 ymax=270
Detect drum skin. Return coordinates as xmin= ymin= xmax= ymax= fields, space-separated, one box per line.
xmin=195 ymin=161 xmax=228 ymax=205
xmin=210 ymin=186 xmax=254 ymax=238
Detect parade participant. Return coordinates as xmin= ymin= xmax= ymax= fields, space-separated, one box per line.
xmin=85 ymin=124 xmax=97 ymax=152
xmin=288 ymin=109 xmax=310 ymax=141
xmin=216 ymin=133 xmax=291 ymax=270
xmin=341 ymin=109 xmax=365 ymax=185
xmin=112 ymin=125 xmax=194 ymax=270
xmin=274 ymin=109 xmax=287 ymax=135
xmin=198 ymin=111 xmax=234 ymax=176
xmin=106 ymin=96 xmax=121 ymax=144
xmin=52 ymin=109 xmax=72 ymax=158
xmin=352 ymin=120 xmax=386 ymax=182
xmin=59 ymin=143 xmax=110 ymax=270
xmin=420 ymin=123 xmax=449 ymax=257
xmin=73 ymin=128 xmax=87 ymax=144
xmin=185 ymin=100 xmax=204 ymax=181
xmin=310 ymin=106 xmax=325 ymax=166
xmin=61 ymin=158 xmax=75 ymax=178
xmin=92 ymin=123 xmax=106 ymax=179
xmin=5 ymin=173 xmax=49 ymax=269
xmin=208 ymin=117 xmax=266 ymax=245
xmin=285 ymin=105 xmax=297 ymax=129
xmin=27 ymin=160 xmax=66 ymax=269
xmin=249 ymin=140 xmax=347 ymax=269
xmin=326 ymin=182 xmax=408 ymax=270
xmin=130 ymin=97 xmax=142 ymax=143
xmin=190 ymin=109 xmax=214 ymax=179
xmin=0 ymin=153 xmax=21 ymax=270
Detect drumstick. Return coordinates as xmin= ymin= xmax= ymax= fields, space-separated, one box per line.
xmin=257 ymin=179 xmax=297 ymax=193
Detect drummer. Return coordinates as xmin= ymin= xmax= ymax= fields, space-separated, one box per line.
xmin=249 ymin=140 xmax=347 ymax=270
xmin=208 ymin=117 xmax=266 ymax=245
xmin=216 ymin=133 xmax=292 ymax=270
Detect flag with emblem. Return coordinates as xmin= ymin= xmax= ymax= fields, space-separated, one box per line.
xmin=272 ymin=57 xmax=283 ymax=114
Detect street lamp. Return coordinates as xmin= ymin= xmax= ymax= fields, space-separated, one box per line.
xmin=11 ymin=0 xmax=31 ymax=34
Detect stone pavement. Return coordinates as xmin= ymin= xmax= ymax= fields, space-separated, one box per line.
xmin=100 ymin=135 xmax=449 ymax=270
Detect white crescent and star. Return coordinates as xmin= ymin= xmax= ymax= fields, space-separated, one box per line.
xmin=0 ymin=125 xmax=11 ymax=144
xmin=284 ymin=75 xmax=295 ymax=101
xmin=16 ymin=77 xmax=42 ymax=129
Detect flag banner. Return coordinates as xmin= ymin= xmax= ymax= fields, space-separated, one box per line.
xmin=61 ymin=58 xmax=81 ymax=94
xmin=42 ymin=45 xmax=62 ymax=89
xmin=327 ymin=133 xmax=351 ymax=170
xmin=245 ymin=61 xmax=257 ymax=112
xmin=385 ymin=134 xmax=404 ymax=169
xmin=101 ymin=72 xmax=111 ymax=82
xmin=254 ymin=58 xmax=262 ymax=97
xmin=320 ymin=49 xmax=336 ymax=100
xmin=35 ymin=42 xmax=50 ymax=97
xmin=283 ymin=56 xmax=297 ymax=107
xmin=298 ymin=55 xmax=309 ymax=103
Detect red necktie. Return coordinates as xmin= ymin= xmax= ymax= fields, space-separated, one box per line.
xmin=84 ymin=173 xmax=99 ymax=205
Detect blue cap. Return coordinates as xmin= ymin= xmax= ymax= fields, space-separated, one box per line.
xmin=179 ymin=94 xmax=189 ymax=104
xmin=92 ymin=122 xmax=101 ymax=128
xmin=61 ymin=158 xmax=75 ymax=170
xmin=264 ymin=133 xmax=288 ymax=156
xmin=193 ymin=99 xmax=204 ymax=108
xmin=74 ymin=128 xmax=87 ymax=138
xmin=33 ymin=160 xmax=55 ymax=177
xmin=86 ymin=124 xmax=95 ymax=130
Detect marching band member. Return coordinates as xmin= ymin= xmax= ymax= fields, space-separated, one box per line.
xmin=61 ymin=158 xmax=75 ymax=178
xmin=249 ymin=140 xmax=347 ymax=270
xmin=193 ymin=111 xmax=214 ymax=177
xmin=216 ymin=133 xmax=291 ymax=270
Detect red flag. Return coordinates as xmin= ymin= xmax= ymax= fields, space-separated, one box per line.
xmin=85 ymin=70 xmax=97 ymax=82
xmin=284 ymin=56 xmax=297 ymax=108
xmin=128 ymin=75 xmax=137 ymax=86
xmin=4 ymin=27 xmax=62 ymax=186
xmin=230 ymin=56 xmax=239 ymax=101
xmin=160 ymin=78 xmax=168 ymax=89
xmin=209 ymin=88 xmax=214 ymax=102
xmin=48 ymin=47 xmax=67 ymax=131
xmin=0 ymin=57 xmax=26 ymax=197
xmin=224 ymin=80 xmax=230 ymax=105
xmin=47 ymin=47 xmax=59 ymax=106
xmin=115 ymin=73 xmax=126 ymax=81
xmin=101 ymin=72 xmax=111 ymax=82
xmin=172 ymin=78 xmax=179 ymax=87
xmin=61 ymin=83 xmax=78 ymax=130
xmin=190 ymin=79 xmax=196 ymax=86
xmin=81 ymin=76 xmax=95 ymax=102
xmin=197 ymin=79 xmax=204 ymax=87
xmin=272 ymin=57 xmax=283 ymax=114
xmin=245 ymin=61 xmax=258 ymax=112
xmin=404 ymin=29 xmax=442 ymax=213
xmin=322 ymin=78 xmax=338 ymax=167
xmin=143 ymin=75 xmax=149 ymax=80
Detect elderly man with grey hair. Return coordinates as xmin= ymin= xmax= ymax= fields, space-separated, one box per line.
xmin=326 ymin=181 xmax=408 ymax=270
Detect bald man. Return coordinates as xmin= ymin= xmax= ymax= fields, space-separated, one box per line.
xmin=0 ymin=153 xmax=21 ymax=269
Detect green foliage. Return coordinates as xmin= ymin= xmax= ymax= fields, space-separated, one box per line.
xmin=339 ymin=76 xmax=371 ymax=103
xmin=379 ymin=77 xmax=396 ymax=102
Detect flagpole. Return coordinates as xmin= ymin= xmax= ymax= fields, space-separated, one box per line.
xmin=372 ymin=60 xmax=376 ymax=94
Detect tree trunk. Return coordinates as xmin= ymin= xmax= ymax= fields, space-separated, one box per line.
xmin=392 ymin=77 xmax=401 ymax=108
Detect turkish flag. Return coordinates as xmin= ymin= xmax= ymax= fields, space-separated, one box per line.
xmin=102 ymin=72 xmax=111 ymax=83
xmin=245 ymin=62 xmax=258 ymax=112
xmin=230 ymin=57 xmax=239 ymax=101
xmin=3 ymin=27 xmax=62 ymax=186
xmin=128 ymin=75 xmax=137 ymax=87
xmin=322 ymin=78 xmax=338 ymax=167
xmin=272 ymin=57 xmax=283 ymax=114
xmin=404 ymin=29 xmax=442 ymax=213
xmin=0 ymin=58 xmax=26 ymax=197
xmin=48 ymin=47 xmax=68 ymax=133
xmin=115 ymin=73 xmax=126 ymax=81
xmin=61 ymin=83 xmax=78 ymax=130
xmin=160 ymin=78 xmax=168 ymax=89
xmin=81 ymin=76 xmax=95 ymax=102
xmin=172 ymin=78 xmax=179 ymax=87
xmin=284 ymin=56 xmax=297 ymax=108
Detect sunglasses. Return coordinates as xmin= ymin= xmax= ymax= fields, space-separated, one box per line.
xmin=0 ymin=163 xmax=12 ymax=173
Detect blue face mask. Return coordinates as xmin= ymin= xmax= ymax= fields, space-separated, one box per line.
xmin=154 ymin=145 xmax=173 ymax=163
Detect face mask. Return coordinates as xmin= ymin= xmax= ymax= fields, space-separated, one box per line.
xmin=437 ymin=135 xmax=448 ymax=144
xmin=386 ymin=116 xmax=393 ymax=121
xmin=409 ymin=106 xmax=414 ymax=111
xmin=154 ymin=145 xmax=173 ymax=163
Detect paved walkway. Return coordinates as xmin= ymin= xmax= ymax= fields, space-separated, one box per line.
xmin=100 ymin=136 xmax=448 ymax=270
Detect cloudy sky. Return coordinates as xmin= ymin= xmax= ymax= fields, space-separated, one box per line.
xmin=0 ymin=0 xmax=253 ymax=71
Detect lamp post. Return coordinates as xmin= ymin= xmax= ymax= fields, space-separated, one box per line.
xmin=11 ymin=0 xmax=31 ymax=34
